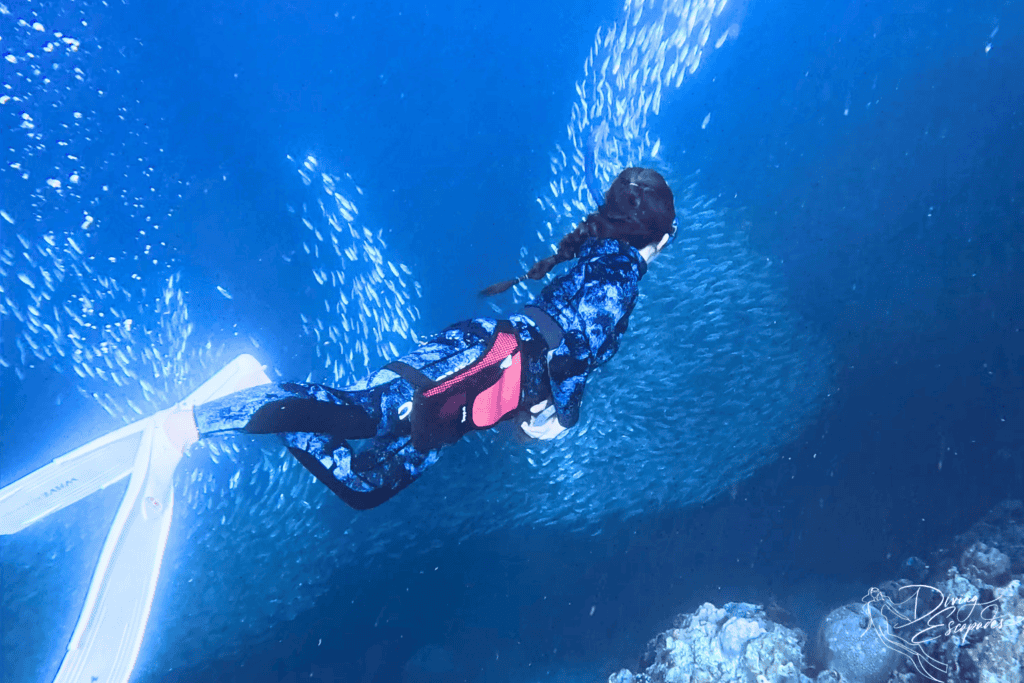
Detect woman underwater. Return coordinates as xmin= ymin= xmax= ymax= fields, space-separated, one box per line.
xmin=163 ymin=167 xmax=677 ymax=509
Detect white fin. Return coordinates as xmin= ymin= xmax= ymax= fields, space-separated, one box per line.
xmin=1 ymin=354 xmax=269 ymax=683
xmin=0 ymin=354 xmax=267 ymax=534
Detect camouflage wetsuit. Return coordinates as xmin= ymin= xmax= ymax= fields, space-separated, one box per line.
xmin=194 ymin=237 xmax=649 ymax=509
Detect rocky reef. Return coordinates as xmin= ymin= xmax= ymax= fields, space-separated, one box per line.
xmin=608 ymin=601 xmax=808 ymax=683
xmin=608 ymin=500 xmax=1024 ymax=683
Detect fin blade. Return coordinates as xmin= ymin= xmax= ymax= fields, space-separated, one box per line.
xmin=54 ymin=427 xmax=174 ymax=683
xmin=0 ymin=423 xmax=146 ymax=535
xmin=0 ymin=353 xmax=266 ymax=535
xmin=46 ymin=354 xmax=268 ymax=682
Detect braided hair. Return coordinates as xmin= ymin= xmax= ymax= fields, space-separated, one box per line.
xmin=481 ymin=167 xmax=676 ymax=297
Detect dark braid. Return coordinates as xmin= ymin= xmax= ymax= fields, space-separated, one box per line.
xmin=481 ymin=167 xmax=676 ymax=297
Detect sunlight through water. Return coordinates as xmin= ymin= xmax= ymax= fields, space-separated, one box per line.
xmin=0 ymin=0 xmax=830 ymax=680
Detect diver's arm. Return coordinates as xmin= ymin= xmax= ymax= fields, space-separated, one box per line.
xmin=544 ymin=331 xmax=589 ymax=428
xmin=539 ymin=246 xmax=644 ymax=429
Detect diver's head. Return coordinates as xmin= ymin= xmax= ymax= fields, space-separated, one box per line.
xmin=479 ymin=167 xmax=677 ymax=296
xmin=598 ymin=167 xmax=677 ymax=254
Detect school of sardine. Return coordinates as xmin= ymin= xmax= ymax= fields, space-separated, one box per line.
xmin=1 ymin=0 xmax=830 ymax=679
xmin=290 ymin=153 xmax=421 ymax=385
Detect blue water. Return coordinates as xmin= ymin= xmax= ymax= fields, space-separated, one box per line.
xmin=2 ymin=0 xmax=1022 ymax=682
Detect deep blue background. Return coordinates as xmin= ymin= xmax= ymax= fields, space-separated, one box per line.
xmin=3 ymin=0 xmax=1023 ymax=681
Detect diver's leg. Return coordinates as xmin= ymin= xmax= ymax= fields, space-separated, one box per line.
xmin=236 ymin=327 xmax=485 ymax=509
xmin=259 ymin=377 xmax=426 ymax=510
xmin=190 ymin=382 xmax=394 ymax=510
xmin=242 ymin=384 xmax=378 ymax=437
xmin=276 ymin=432 xmax=384 ymax=511
xmin=268 ymin=426 xmax=403 ymax=511
xmin=286 ymin=433 xmax=423 ymax=512
xmin=178 ymin=382 xmax=379 ymax=448
xmin=330 ymin=376 xmax=440 ymax=509
xmin=342 ymin=439 xmax=427 ymax=510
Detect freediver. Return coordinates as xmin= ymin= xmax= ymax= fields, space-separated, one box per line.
xmin=162 ymin=167 xmax=677 ymax=509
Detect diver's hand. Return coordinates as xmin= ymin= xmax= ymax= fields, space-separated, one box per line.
xmin=521 ymin=400 xmax=567 ymax=440
xmin=639 ymin=233 xmax=671 ymax=263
